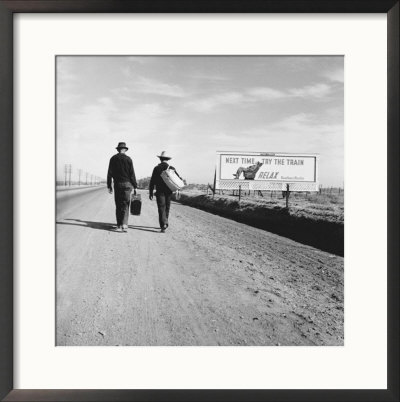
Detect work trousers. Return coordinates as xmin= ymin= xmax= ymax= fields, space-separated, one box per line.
xmin=156 ymin=192 xmax=172 ymax=229
xmin=114 ymin=182 xmax=133 ymax=226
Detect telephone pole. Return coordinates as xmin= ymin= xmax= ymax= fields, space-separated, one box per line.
xmin=68 ymin=164 xmax=72 ymax=186
xmin=64 ymin=164 xmax=68 ymax=186
xmin=64 ymin=164 xmax=72 ymax=186
xmin=78 ymin=169 xmax=82 ymax=186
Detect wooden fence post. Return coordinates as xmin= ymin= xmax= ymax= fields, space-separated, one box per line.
xmin=238 ymin=185 xmax=241 ymax=202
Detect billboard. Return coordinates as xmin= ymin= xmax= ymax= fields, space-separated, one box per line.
xmin=216 ymin=151 xmax=319 ymax=192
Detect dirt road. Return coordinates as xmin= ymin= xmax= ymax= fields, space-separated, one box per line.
xmin=56 ymin=187 xmax=344 ymax=346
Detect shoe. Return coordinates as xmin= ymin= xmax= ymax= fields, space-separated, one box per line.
xmin=122 ymin=225 xmax=128 ymax=232
xmin=115 ymin=226 xmax=122 ymax=232
xmin=160 ymin=228 xmax=166 ymax=233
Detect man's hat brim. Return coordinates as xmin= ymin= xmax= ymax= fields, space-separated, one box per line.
xmin=158 ymin=155 xmax=171 ymax=160
xmin=116 ymin=146 xmax=128 ymax=150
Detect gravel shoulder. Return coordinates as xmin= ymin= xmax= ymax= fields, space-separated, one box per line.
xmin=56 ymin=188 xmax=344 ymax=346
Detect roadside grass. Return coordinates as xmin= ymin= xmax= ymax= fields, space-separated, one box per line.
xmin=174 ymin=190 xmax=344 ymax=256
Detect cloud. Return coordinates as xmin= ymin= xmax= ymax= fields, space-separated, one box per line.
xmin=57 ymin=59 xmax=81 ymax=105
xmin=126 ymin=56 xmax=152 ymax=64
xmin=57 ymin=92 xmax=82 ymax=105
xmin=189 ymin=83 xmax=335 ymax=112
xmin=188 ymin=73 xmax=230 ymax=81
xmin=116 ymin=76 xmax=335 ymax=110
xmin=134 ymin=77 xmax=188 ymax=97
xmin=121 ymin=65 xmax=132 ymax=78
xmin=115 ymin=76 xmax=188 ymax=99
xmin=247 ymin=87 xmax=287 ymax=100
xmin=190 ymin=91 xmax=245 ymax=112
xmin=121 ymin=58 xmax=155 ymax=77
xmin=188 ymin=88 xmax=285 ymax=112
xmin=322 ymin=68 xmax=344 ymax=83
xmin=288 ymin=83 xmax=332 ymax=98
xmin=254 ymin=112 xmax=342 ymax=136
xmin=97 ymin=97 xmax=117 ymax=111
xmin=237 ymin=113 xmax=344 ymax=156
xmin=116 ymin=103 xmax=168 ymax=137
xmin=56 ymin=56 xmax=344 ymax=185
xmin=57 ymin=99 xmax=172 ymax=179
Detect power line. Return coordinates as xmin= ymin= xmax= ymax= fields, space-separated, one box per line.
xmin=62 ymin=165 xmax=105 ymax=187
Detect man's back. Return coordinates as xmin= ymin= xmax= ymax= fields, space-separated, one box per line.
xmin=107 ymin=153 xmax=137 ymax=188
xmin=150 ymin=162 xmax=180 ymax=194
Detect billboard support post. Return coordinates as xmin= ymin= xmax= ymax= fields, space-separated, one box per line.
xmin=212 ymin=169 xmax=216 ymax=196
xmin=285 ymin=183 xmax=290 ymax=209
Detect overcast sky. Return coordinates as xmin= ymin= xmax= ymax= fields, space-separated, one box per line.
xmin=57 ymin=56 xmax=343 ymax=186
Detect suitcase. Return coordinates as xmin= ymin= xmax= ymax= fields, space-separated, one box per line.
xmin=161 ymin=167 xmax=185 ymax=192
xmin=130 ymin=193 xmax=142 ymax=215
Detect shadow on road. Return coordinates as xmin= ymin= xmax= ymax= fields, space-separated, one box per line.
xmin=128 ymin=225 xmax=160 ymax=233
xmin=57 ymin=219 xmax=115 ymax=231
xmin=57 ymin=219 xmax=160 ymax=233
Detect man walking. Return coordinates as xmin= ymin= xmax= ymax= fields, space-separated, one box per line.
xmin=107 ymin=142 xmax=137 ymax=232
xmin=149 ymin=151 xmax=182 ymax=233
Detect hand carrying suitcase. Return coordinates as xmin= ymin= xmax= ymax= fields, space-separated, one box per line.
xmin=161 ymin=167 xmax=184 ymax=192
xmin=130 ymin=193 xmax=142 ymax=215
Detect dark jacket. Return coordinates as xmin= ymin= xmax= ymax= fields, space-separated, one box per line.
xmin=107 ymin=153 xmax=137 ymax=190
xmin=149 ymin=162 xmax=182 ymax=195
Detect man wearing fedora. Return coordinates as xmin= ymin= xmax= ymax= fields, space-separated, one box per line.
xmin=107 ymin=142 xmax=137 ymax=232
xmin=149 ymin=151 xmax=182 ymax=233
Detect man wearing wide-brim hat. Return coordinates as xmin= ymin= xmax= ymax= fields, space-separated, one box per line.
xmin=149 ymin=151 xmax=183 ymax=233
xmin=107 ymin=142 xmax=138 ymax=232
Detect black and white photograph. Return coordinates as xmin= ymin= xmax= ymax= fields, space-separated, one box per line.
xmin=56 ymin=56 xmax=344 ymax=346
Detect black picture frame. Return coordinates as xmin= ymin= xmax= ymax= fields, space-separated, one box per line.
xmin=0 ymin=1 xmax=398 ymax=401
